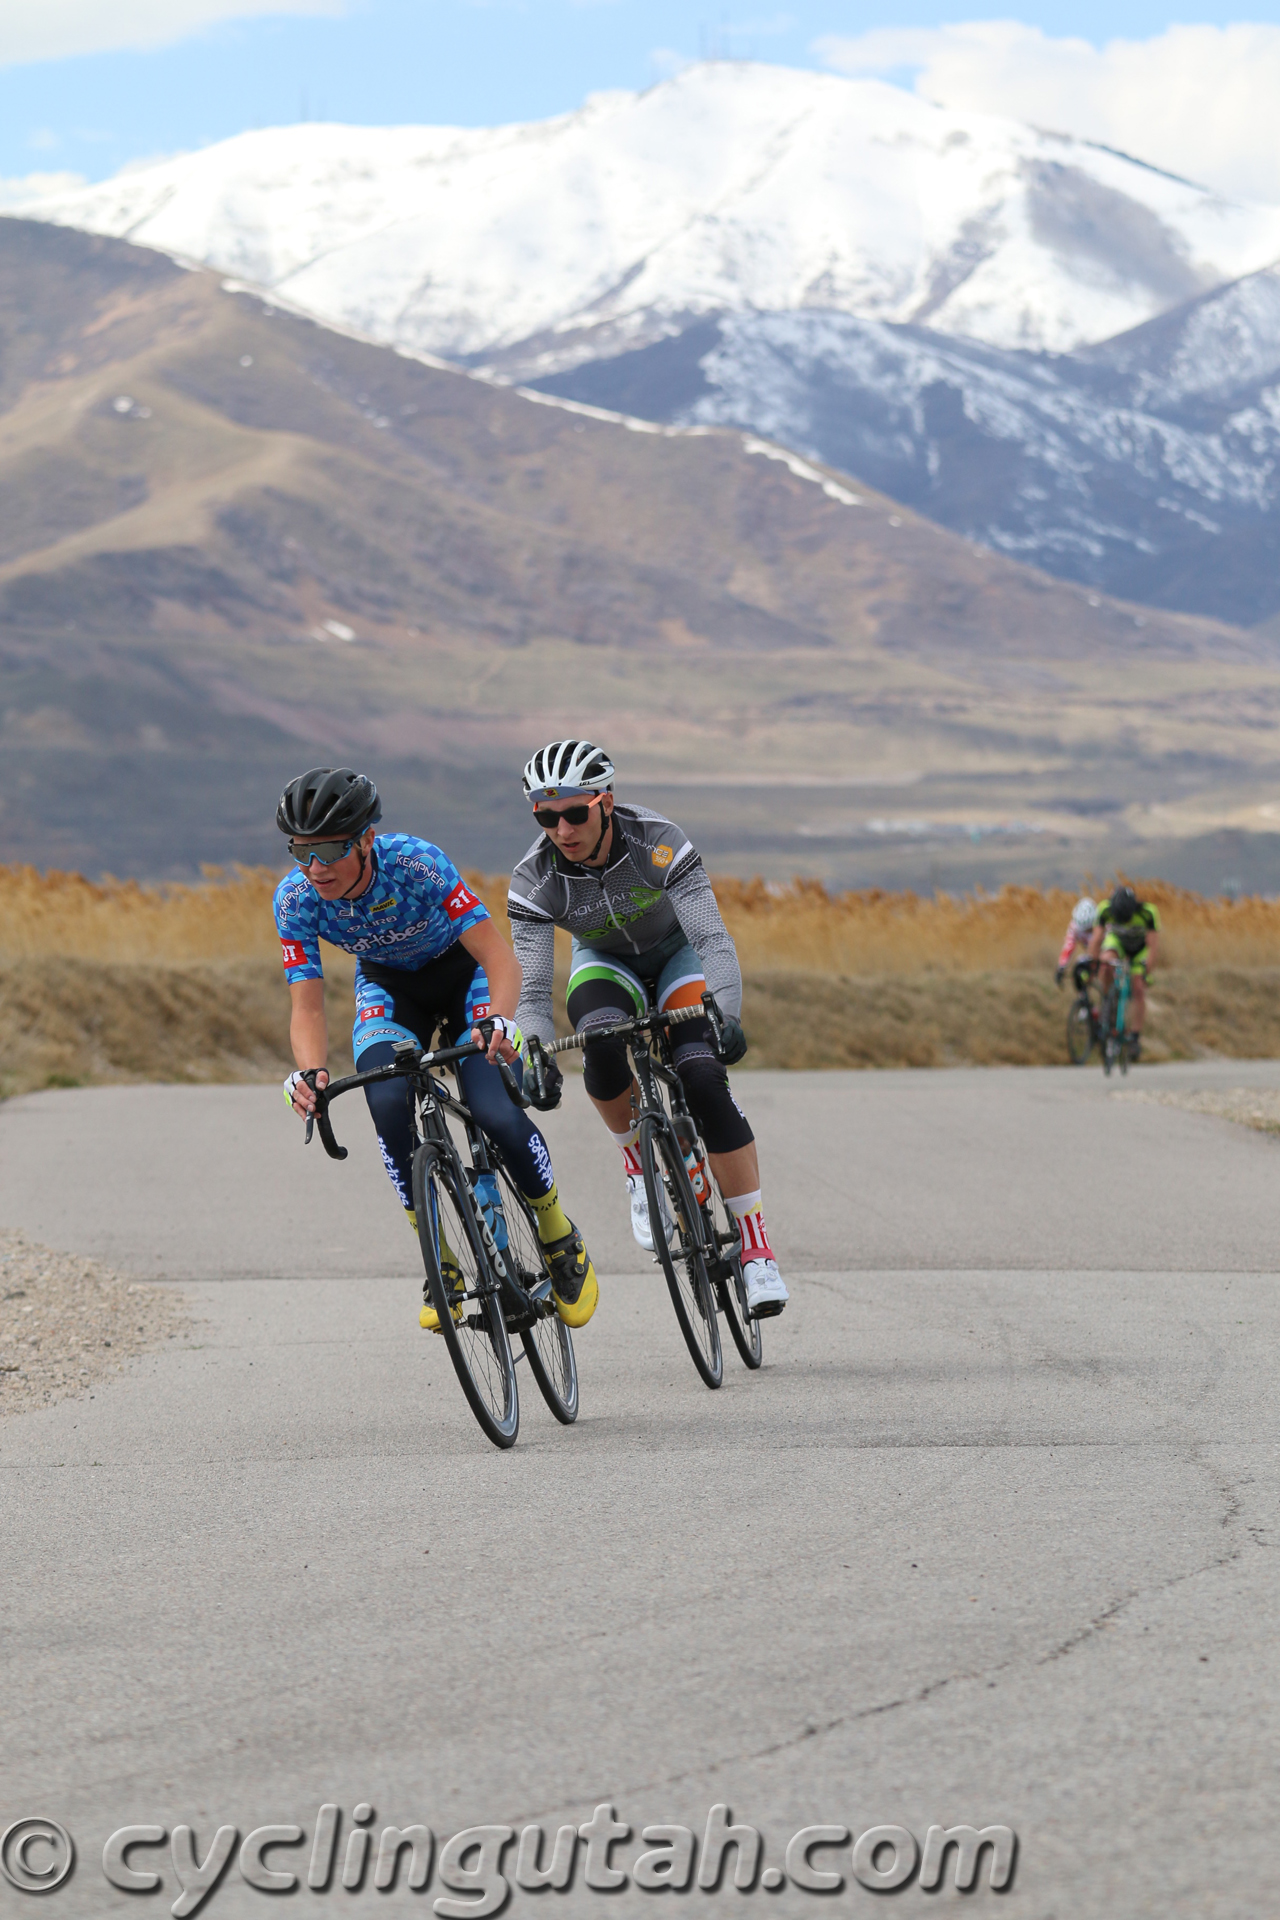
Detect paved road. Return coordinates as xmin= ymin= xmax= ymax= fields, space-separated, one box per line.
xmin=3 ymin=1062 xmax=1280 ymax=1919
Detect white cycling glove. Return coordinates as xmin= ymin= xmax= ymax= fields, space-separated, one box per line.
xmin=283 ymin=1069 xmax=327 ymax=1110
xmin=477 ymin=1015 xmax=523 ymax=1052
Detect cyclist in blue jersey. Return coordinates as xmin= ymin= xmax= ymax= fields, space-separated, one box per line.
xmin=274 ymin=766 xmax=597 ymax=1329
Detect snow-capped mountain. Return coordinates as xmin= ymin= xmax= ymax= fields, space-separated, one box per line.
xmin=532 ymin=267 xmax=1280 ymax=626
xmin=19 ymin=61 xmax=1280 ymax=361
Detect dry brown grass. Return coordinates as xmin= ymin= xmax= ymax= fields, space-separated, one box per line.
xmin=712 ymin=876 xmax=1280 ymax=974
xmin=2 ymin=866 xmax=1279 ymax=1093
xmin=4 ymin=866 xmax=1277 ymax=971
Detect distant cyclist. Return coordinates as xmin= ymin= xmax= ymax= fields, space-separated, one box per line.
xmin=273 ymin=767 xmax=598 ymax=1328
xmin=1056 ymin=896 xmax=1097 ymax=985
xmin=1088 ymin=884 xmax=1160 ymax=1061
xmin=507 ymin=740 xmax=788 ymax=1319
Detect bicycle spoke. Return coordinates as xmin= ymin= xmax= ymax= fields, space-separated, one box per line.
xmin=641 ymin=1114 xmax=722 ymax=1389
xmin=491 ymin=1156 xmax=579 ymax=1424
xmin=412 ymin=1145 xmax=518 ymax=1449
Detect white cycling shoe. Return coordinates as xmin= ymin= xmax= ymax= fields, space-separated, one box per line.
xmin=743 ymin=1258 xmax=789 ymax=1317
xmin=626 ymin=1173 xmax=670 ymax=1252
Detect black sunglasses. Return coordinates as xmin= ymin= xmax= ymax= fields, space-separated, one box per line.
xmin=289 ymin=837 xmax=355 ymax=867
xmin=532 ymin=795 xmax=606 ymax=830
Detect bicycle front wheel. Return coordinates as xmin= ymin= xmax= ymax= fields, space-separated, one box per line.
xmin=1066 ymin=995 xmax=1094 ymax=1065
xmin=640 ymin=1114 xmax=722 ymax=1389
xmin=412 ymin=1144 xmax=519 ymax=1449
xmin=490 ymin=1158 xmax=579 ymax=1425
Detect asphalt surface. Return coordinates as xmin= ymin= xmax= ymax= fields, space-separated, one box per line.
xmin=3 ymin=1061 xmax=1280 ymax=1919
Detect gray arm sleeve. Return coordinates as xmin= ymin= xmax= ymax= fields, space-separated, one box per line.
xmin=510 ymin=909 xmax=558 ymax=1048
xmin=667 ymin=864 xmax=743 ymax=1019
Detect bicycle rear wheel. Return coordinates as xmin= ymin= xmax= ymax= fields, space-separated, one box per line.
xmin=704 ymin=1187 xmax=762 ymax=1369
xmin=1066 ymin=995 xmax=1094 ymax=1065
xmin=490 ymin=1158 xmax=579 ymax=1425
xmin=412 ymin=1144 xmax=519 ymax=1449
xmin=640 ymin=1114 xmax=722 ymax=1389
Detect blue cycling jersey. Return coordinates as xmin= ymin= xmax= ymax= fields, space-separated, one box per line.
xmin=273 ymin=833 xmax=489 ymax=984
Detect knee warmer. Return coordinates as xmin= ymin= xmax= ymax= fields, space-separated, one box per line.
xmin=673 ymin=1042 xmax=754 ymax=1155
xmin=581 ymin=1030 xmax=633 ymax=1103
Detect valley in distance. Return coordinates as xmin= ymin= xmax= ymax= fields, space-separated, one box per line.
xmin=2 ymin=216 xmax=1279 ymax=896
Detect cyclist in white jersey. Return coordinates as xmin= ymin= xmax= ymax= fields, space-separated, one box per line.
xmin=507 ymin=740 xmax=788 ymax=1318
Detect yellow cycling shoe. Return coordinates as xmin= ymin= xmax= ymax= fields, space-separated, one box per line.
xmin=419 ymin=1243 xmax=464 ymax=1332
xmin=544 ymin=1225 xmax=598 ymax=1328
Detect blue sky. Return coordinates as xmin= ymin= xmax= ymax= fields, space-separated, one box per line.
xmin=5 ymin=3 xmax=1280 ymax=190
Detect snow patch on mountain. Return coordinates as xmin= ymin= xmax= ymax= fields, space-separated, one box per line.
xmin=529 ymin=267 xmax=1280 ymax=624
xmin=18 ymin=62 xmax=1280 ymax=358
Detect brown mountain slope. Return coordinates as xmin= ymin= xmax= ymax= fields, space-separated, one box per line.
xmin=2 ymin=215 xmax=1278 ymax=887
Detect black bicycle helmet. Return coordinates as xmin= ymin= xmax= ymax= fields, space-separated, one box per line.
xmin=276 ymin=767 xmax=381 ymax=838
xmin=1109 ymin=884 xmax=1138 ymax=924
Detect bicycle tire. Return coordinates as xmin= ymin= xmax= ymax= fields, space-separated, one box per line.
xmin=412 ymin=1144 xmax=519 ymax=1449
xmin=640 ymin=1113 xmax=722 ymax=1389
xmin=1066 ymin=996 xmax=1094 ymax=1066
xmin=1101 ymin=985 xmax=1118 ymax=1077
xmin=704 ymin=1185 xmax=762 ymax=1369
xmin=489 ymin=1158 xmax=579 ymax=1425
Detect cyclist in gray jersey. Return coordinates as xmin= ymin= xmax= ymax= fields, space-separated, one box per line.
xmin=508 ymin=740 xmax=788 ymax=1318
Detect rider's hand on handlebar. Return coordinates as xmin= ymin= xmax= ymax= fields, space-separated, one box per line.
xmin=284 ymin=1067 xmax=328 ymax=1116
xmin=715 ymin=1013 xmax=748 ymax=1066
xmin=472 ymin=1015 xmax=519 ymax=1064
xmin=529 ymin=1054 xmax=563 ymax=1111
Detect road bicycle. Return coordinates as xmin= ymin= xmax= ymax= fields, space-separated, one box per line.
xmin=1098 ymin=950 xmax=1137 ymax=1077
xmin=1064 ymin=958 xmax=1102 ymax=1066
xmin=301 ymin=1035 xmax=577 ymax=1450
xmin=529 ymin=992 xmax=762 ymax=1390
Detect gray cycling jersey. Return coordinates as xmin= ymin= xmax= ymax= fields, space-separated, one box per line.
xmin=508 ymin=803 xmax=742 ymax=1046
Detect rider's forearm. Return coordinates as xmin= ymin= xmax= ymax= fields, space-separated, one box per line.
xmin=509 ymin=915 xmax=558 ymax=1047
xmin=290 ymin=1002 xmax=329 ymax=1072
xmin=668 ymin=865 xmax=743 ymax=1019
xmin=459 ymin=919 xmax=524 ymax=1023
xmin=483 ymin=937 xmax=523 ymax=1020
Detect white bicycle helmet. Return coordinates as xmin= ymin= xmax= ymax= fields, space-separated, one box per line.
xmin=1071 ymin=895 xmax=1098 ymax=931
xmin=522 ymin=739 xmax=615 ymax=803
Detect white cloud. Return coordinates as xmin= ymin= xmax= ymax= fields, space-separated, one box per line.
xmin=650 ymin=46 xmax=692 ymax=80
xmin=0 ymin=0 xmax=345 ymax=70
xmin=0 ymin=171 xmax=88 ymax=206
xmin=815 ymin=21 xmax=1280 ymax=205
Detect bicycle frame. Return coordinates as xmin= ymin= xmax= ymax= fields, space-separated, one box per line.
xmin=1098 ymin=950 xmax=1133 ymax=1074
xmin=529 ymin=995 xmax=745 ymax=1282
xmin=303 ymin=1040 xmax=556 ymax=1326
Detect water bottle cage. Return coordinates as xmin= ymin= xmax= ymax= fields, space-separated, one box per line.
xmin=470 ymin=1169 xmax=509 ymax=1253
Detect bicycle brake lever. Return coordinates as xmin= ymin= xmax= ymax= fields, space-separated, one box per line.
xmin=497 ymin=1058 xmax=531 ymax=1109
xmin=301 ymin=1068 xmax=347 ymax=1160
xmin=527 ymin=1035 xmax=548 ymax=1104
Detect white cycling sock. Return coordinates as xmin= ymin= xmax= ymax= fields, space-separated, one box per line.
xmin=725 ymin=1190 xmax=775 ymax=1264
xmin=608 ymin=1125 xmax=643 ymax=1180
